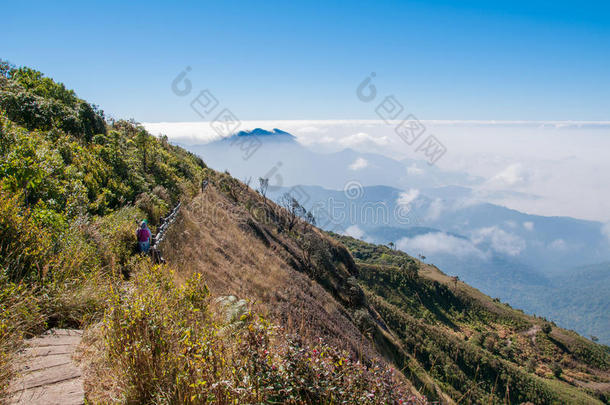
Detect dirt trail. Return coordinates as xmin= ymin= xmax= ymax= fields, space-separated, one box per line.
xmin=7 ymin=329 xmax=84 ymax=405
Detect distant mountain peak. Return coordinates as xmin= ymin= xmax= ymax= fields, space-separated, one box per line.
xmin=233 ymin=128 xmax=295 ymax=140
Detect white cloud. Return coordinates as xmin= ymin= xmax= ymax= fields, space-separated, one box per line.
xmin=426 ymin=198 xmax=444 ymax=221
xmin=523 ymin=221 xmax=534 ymax=231
xmin=397 ymin=189 xmax=420 ymax=208
xmin=143 ymin=119 xmax=610 ymax=222
xmin=349 ymin=157 xmax=369 ymax=171
xmin=295 ymin=126 xmax=325 ymax=134
xmin=406 ymin=163 xmax=424 ymax=175
xmin=471 ymin=226 xmax=526 ymax=256
xmin=312 ymin=136 xmax=336 ymax=145
xmin=338 ymin=132 xmax=390 ymax=147
xmin=549 ymin=239 xmax=567 ymax=250
xmin=397 ymin=232 xmax=486 ymax=259
xmin=344 ymin=225 xmax=365 ymax=239
xmin=489 ymin=163 xmax=530 ymax=188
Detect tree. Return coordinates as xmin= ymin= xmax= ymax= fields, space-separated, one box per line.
xmin=551 ymin=362 xmax=562 ymax=378
xmin=305 ymin=211 xmax=315 ymax=226
xmin=388 ymin=242 xmax=395 ymax=250
xmin=299 ymin=232 xmax=318 ymax=273
xmin=302 ymin=211 xmax=316 ymax=231
xmin=405 ymin=261 xmax=419 ymax=280
xmin=11 ymin=66 xmax=79 ymax=107
xmin=2 ymin=136 xmax=47 ymax=206
xmin=0 ymin=59 xmax=14 ymax=79
xmin=279 ymin=193 xmax=305 ymax=231
xmin=135 ymin=129 xmax=150 ymax=170
xmin=78 ymin=101 xmax=106 ymax=141
xmin=541 ymin=323 xmax=552 ymax=334
xmin=451 ymin=275 xmax=459 ymax=290
xmin=526 ymin=358 xmax=537 ymax=373
xmin=257 ymin=177 xmax=269 ymax=203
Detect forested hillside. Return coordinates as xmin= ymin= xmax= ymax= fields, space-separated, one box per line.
xmin=1 ymin=61 xmax=608 ymax=404
xmin=334 ymin=234 xmax=610 ymax=403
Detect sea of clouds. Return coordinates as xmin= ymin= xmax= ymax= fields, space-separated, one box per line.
xmin=144 ymin=120 xmax=610 ymax=224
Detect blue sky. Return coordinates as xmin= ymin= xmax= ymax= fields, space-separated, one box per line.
xmin=3 ymin=0 xmax=609 ymax=121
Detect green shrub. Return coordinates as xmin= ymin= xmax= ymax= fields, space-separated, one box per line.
xmin=0 ymin=189 xmax=51 ymax=281
xmin=551 ymin=362 xmax=562 ymax=378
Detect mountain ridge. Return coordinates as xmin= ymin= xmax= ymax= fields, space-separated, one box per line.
xmin=267 ymin=183 xmax=610 ymax=344
xmin=1 ymin=61 xmax=608 ymax=404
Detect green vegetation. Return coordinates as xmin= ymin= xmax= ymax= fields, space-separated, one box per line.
xmin=0 ymin=61 xmax=410 ymax=403
xmin=540 ymin=262 xmax=610 ymax=345
xmin=333 ymin=234 xmax=610 ymax=404
xmin=0 ymin=59 xmax=207 ymax=400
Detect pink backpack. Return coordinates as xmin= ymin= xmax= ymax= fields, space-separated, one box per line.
xmin=137 ymin=228 xmax=150 ymax=242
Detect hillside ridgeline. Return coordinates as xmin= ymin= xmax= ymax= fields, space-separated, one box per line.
xmin=0 ymin=60 xmax=608 ymax=404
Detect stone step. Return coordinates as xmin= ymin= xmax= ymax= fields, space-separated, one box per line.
xmin=7 ymin=329 xmax=84 ymax=405
xmin=7 ymin=377 xmax=84 ymax=405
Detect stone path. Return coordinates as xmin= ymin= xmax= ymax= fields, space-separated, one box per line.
xmin=7 ymin=329 xmax=84 ymax=405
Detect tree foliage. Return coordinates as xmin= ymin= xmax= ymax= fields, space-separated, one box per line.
xmin=0 ymin=61 xmax=206 ymax=283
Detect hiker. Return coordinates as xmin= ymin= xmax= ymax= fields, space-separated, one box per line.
xmin=136 ymin=220 xmax=151 ymax=254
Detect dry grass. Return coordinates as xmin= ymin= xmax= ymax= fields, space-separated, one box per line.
xmin=161 ymin=185 xmax=382 ymax=362
xmin=71 ymin=179 xmax=417 ymax=403
xmin=81 ymin=260 xmax=411 ymax=404
xmin=0 ymin=206 xmax=139 ymax=400
xmin=0 ymin=280 xmax=46 ymax=401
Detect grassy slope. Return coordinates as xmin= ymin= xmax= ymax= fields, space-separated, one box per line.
xmin=0 ymin=62 xmax=412 ymax=404
xmin=162 ymin=182 xmax=383 ymax=364
xmin=333 ymin=233 xmax=610 ymax=404
xmin=157 ymin=169 xmax=610 ymax=403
